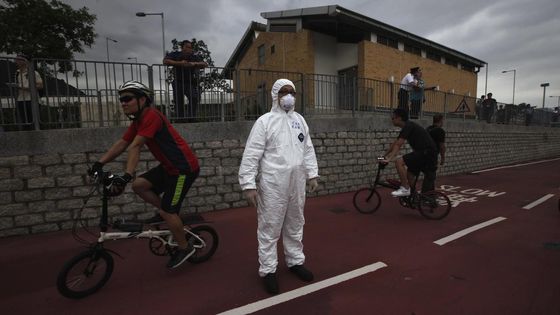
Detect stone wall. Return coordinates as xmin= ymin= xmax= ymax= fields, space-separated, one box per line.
xmin=1 ymin=116 xmax=559 ymax=237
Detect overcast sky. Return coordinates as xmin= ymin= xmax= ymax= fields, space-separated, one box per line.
xmin=65 ymin=0 xmax=560 ymax=108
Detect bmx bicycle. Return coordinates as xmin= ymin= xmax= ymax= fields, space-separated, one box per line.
xmin=56 ymin=170 xmax=219 ymax=299
xmin=353 ymin=157 xmax=451 ymax=220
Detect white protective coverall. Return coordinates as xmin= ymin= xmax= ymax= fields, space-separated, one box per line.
xmin=239 ymin=79 xmax=319 ymax=277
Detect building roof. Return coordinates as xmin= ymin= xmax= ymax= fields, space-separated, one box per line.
xmin=223 ymin=21 xmax=267 ymax=71
xmin=225 ymin=5 xmax=485 ymax=70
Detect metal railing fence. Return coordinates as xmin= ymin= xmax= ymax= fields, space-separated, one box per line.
xmin=1 ymin=56 xmax=556 ymax=131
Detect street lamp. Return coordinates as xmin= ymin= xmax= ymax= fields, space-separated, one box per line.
xmin=135 ymin=12 xmax=165 ymax=58
xmin=105 ymin=37 xmax=118 ymax=62
xmin=540 ymin=83 xmax=550 ymax=109
xmin=549 ymin=95 xmax=560 ymax=108
xmin=501 ymin=69 xmax=516 ymax=105
xmin=136 ymin=11 xmax=168 ymax=107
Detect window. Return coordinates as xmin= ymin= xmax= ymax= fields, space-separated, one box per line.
xmin=462 ymin=64 xmax=475 ymax=72
xmin=269 ymin=23 xmax=297 ymax=32
xmin=427 ymin=51 xmax=441 ymax=62
xmin=377 ymin=35 xmax=398 ymax=49
xmin=404 ymin=44 xmax=421 ymax=56
xmin=271 ymin=45 xmax=275 ymax=54
xmin=445 ymin=58 xmax=458 ymax=67
xmin=258 ymin=44 xmax=265 ymax=65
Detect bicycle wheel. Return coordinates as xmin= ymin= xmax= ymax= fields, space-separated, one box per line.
xmin=187 ymin=225 xmax=219 ymax=264
xmin=56 ymin=248 xmax=114 ymax=299
xmin=418 ymin=191 xmax=451 ymax=220
xmin=353 ymin=188 xmax=381 ymax=214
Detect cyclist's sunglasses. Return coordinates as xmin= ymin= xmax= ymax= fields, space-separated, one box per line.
xmin=119 ymin=95 xmax=135 ymax=103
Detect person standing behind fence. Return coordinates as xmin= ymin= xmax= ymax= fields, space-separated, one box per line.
xmin=398 ymin=67 xmax=420 ymax=114
xmin=163 ymin=40 xmax=207 ymax=123
xmin=482 ymin=93 xmax=496 ymax=123
xmin=525 ymin=104 xmax=534 ymax=126
xmin=476 ymin=95 xmax=485 ymax=121
xmin=496 ymin=105 xmax=506 ymax=124
xmin=552 ymin=107 xmax=559 ymax=123
xmin=14 ymin=54 xmax=43 ymax=131
xmin=409 ymin=68 xmax=436 ymax=119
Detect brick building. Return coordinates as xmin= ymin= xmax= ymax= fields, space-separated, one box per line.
xmin=224 ymin=5 xmax=486 ymax=115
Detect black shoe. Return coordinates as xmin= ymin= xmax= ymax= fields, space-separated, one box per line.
xmin=263 ymin=273 xmax=279 ymax=294
xmin=143 ymin=213 xmax=165 ymax=225
xmin=167 ymin=246 xmax=195 ymax=269
xmin=289 ymin=265 xmax=314 ymax=282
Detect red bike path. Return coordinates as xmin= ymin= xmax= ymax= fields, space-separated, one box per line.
xmin=1 ymin=157 xmax=559 ymax=315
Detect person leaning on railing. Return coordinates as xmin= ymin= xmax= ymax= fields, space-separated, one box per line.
xmin=163 ymin=40 xmax=208 ymax=123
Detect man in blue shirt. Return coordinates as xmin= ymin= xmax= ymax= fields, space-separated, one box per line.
xmin=163 ymin=40 xmax=207 ymax=123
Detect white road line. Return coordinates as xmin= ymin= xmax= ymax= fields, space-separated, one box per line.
xmin=434 ymin=217 xmax=507 ymax=246
xmin=217 ymin=262 xmax=388 ymax=315
xmin=471 ymin=157 xmax=560 ymax=174
xmin=522 ymin=194 xmax=555 ymax=210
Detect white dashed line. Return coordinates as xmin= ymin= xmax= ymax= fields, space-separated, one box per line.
xmin=522 ymin=194 xmax=555 ymax=210
xmin=217 ymin=262 xmax=388 ymax=315
xmin=434 ymin=217 xmax=507 ymax=246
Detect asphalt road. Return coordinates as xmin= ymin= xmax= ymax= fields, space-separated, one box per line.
xmin=1 ymin=157 xmax=559 ymax=315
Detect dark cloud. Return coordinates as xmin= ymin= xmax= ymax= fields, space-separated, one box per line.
xmin=64 ymin=0 xmax=560 ymax=107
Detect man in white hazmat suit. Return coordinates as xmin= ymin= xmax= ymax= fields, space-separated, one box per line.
xmin=239 ymin=78 xmax=319 ymax=295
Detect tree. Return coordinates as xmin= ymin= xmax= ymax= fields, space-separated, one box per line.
xmin=170 ymin=38 xmax=232 ymax=92
xmin=0 ymin=0 xmax=97 ymax=72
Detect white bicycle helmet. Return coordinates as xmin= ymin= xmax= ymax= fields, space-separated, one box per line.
xmin=118 ymin=80 xmax=152 ymax=102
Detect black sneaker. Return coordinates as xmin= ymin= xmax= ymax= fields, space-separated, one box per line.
xmin=289 ymin=265 xmax=314 ymax=282
xmin=143 ymin=213 xmax=165 ymax=225
xmin=263 ymin=273 xmax=279 ymax=294
xmin=167 ymin=246 xmax=195 ymax=269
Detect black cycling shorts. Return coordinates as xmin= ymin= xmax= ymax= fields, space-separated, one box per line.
xmin=403 ymin=151 xmax=437 ymax=176
xmin=139 ymin=164 xmax=199 ymax=214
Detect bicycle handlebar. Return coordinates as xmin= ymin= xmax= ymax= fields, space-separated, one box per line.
xmin=377 ymin=156 xmax=389 ymax=166
xmin=88 ymin=170 xmax=116 ymax=190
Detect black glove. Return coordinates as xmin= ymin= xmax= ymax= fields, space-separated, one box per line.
xmin=88 ymin=161 xmax=104 ymax=177
xmin=109 ymin=173 xmax=133 ymax=196
xmin=112 ymin=173 xmax=133 ymax=188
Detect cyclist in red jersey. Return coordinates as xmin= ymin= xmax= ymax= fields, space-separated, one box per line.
xmin=90 ymin=80 xmax=200 ymax=269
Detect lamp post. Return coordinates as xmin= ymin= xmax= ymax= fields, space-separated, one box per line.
xmin=549 ymin=95 xmax=560 ymax=108
xmin=105 ymin=37 xmax=118 ymax=98
xmin=136 ymin=12 xmax=167 ymax=106
xmin=540 ymin=83 xmax=550 ymax=109
xmin=501 ymin=69 xmax=516 ymax=105
xmin=105 ymin=37 xmax=118 ymax=62
xmin=135 ymin=12 xmax=165 ymax=58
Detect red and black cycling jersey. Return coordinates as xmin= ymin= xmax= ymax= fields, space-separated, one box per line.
xmin=123 ymin=107 xmax=199 ymax=175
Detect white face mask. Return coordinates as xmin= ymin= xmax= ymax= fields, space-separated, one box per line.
xmin=279 ymin=94 xmax=296 ymax=111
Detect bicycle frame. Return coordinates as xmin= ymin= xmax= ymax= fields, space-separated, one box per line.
xmin=91 ymin=172 xmax=205 ymax=249
xmin=97 ymin=229 xmax=206 ymax=248
xmin=371 ymin=161 xmax=422 ymax=206
xmin=372 ymin=162 xmax=418 ymax=191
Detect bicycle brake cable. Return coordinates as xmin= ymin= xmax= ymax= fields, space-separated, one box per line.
xmin=71 ymin=185 xmax=99 ymax=245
